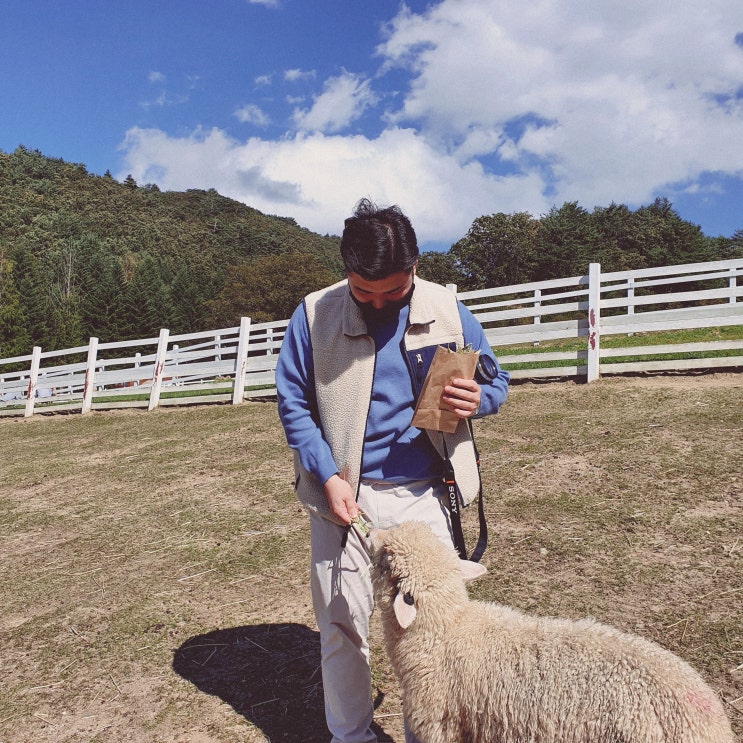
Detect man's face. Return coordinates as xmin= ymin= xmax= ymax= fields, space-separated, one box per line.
xmin=347 ymin=266 xmax=416 ymax=311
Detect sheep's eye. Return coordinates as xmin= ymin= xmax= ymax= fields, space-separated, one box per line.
xmin=403 ymin=592 xmax=414 ymax=605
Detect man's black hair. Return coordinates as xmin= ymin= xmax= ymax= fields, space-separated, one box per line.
xmin=340 ymin=198 xmax=419 ymax=280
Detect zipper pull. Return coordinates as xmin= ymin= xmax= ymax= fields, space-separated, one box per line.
xmin=415 ymin=353 xmax=424 ymax=384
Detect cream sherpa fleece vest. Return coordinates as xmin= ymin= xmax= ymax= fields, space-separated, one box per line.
xmin=296 ymin=277 xmax=480 ymax=522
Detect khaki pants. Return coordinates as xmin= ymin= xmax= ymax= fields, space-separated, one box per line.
xmin=309 ymin=478 xmax=453 ymax=743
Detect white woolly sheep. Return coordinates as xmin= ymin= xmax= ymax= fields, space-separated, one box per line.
xmin=370 ymin=521 xmax=734 ymax=743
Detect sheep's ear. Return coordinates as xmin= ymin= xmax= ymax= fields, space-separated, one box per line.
xmin=460 ymin=560 xmax=487 ymax=581
xmin=393 ymin=591 xmax=417 ymax=629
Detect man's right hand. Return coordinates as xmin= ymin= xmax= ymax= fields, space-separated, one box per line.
xmin=323 ymin=474 xmax=359 ymax=525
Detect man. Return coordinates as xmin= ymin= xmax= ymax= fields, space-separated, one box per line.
xmin=276 ymin=198 xmax=509 ymax=743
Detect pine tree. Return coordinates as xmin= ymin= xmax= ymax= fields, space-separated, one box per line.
xmin=75 ymin=234 xmax=126 ymax=342
xmin=121 ymin=255 xmax=173 ymax=339
xmin=0 ymin=259 xmax=31 ymax=357
xmin=10 ymin=245 xmax=52 ymax=347
xmin=170 ymin=264 xmax=208 ymax=333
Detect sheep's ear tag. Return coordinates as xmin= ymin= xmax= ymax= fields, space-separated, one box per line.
xmin=460 ymin=560 xmax=487 ymax=581
xmin=393 ymin=591 xmax=417 ymax=629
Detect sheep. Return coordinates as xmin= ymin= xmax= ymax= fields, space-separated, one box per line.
xmin=370 ymin=521 xmax=734 ymax=743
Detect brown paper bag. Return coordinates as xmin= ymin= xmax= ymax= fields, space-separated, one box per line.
xmin=411 ymin=345 xmax=479 ymax=433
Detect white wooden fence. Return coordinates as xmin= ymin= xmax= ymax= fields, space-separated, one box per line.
xmin=461 ymin=258 xmax=743 ymax=382
xmin=1 ymin=258 xmax=741 ymax=417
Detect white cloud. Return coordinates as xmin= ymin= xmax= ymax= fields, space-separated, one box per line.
xmin=118 ymin=126 xmax=548 ymax=245
xmin=377 ymin=0 xmax=743 ymax=208
xmin=293 ymin=72 xmax=378 ymax=133
xmin=234 ymin=104 xmax=270 ymax=127
xmin=142 ymin=71 xmax=191 ymax=109
xmin=139 ymin=91 xmax=189 ymax=110
xmin=284 ymin=68 xmax=316 ymax=83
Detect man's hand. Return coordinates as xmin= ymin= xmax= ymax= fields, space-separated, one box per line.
xmin=442 ymin=377 xmax=481 ymax=419
xmin=323 ymin=474 xmax=359 ymax=524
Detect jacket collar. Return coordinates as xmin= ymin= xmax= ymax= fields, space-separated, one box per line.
xmin=342 ymin=286 xmax=368 ymax=337
xmin=341 ymin=278 xmax=437 ymax=337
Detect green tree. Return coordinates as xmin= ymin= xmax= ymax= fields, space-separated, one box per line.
xmin=208 ymin=253 xmax=337 ymax=325
xmin=10 ymin=244 xmax=52 ymax=347
xmin=722 ymin=230 xmax=743 ymax=259
xmin=590 ymin=203 xmax=646 ymax=271
xmin=417 ymin=251 xmax=466 ymax=288
xmin=170 ymin=264 xmax=209 ymax=333
xmin=537 ymin=202 xmax=596 ymax=279
xmin=75 ymin=234 xmax=126 ymax=342
xmin=121 ymin=255 xmax=173 ymax=339
xmin=0 ymin=259 xmax=31 ymax=357
xmin=589 ymin=198 xmax=714 ymax=272
xmin=630 ymin=198 xmax=713 ymax=268
xmin=450 ymin=212 xmax=540 ymax=289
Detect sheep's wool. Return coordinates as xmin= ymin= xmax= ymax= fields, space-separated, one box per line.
xmin=372 ymin=521 xmax=735 ymax=743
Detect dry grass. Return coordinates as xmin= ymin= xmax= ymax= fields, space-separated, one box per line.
xmin=0 ymin=373 xmax=741 ymax=742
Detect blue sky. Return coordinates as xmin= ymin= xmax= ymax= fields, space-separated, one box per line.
xmin=2 ymin=0 xmax=743 ymax=252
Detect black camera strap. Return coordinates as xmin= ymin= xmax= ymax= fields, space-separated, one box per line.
xmin=441 ymin=422 xmax=487 ymax=563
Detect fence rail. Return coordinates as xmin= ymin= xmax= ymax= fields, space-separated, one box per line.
xmin=2 ymin=259 xmax=741 ymax=417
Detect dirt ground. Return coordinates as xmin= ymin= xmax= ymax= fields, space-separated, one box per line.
xmin=0 ymin=373 xmax=741 ymax=742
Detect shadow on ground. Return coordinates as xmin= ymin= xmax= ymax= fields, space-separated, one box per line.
xmin=173 ymin=623 xmax=395 ymax=742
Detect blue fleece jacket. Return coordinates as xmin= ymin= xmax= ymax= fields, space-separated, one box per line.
xmin=276 ymin=292 xmax=509 ymax=486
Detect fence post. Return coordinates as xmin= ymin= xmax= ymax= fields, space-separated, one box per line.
xmin=24 ymin=346 xmax=42 ymax=418
xmin=730 ymin=268 xmax=737 ymax=304
xmin=232 ymin=317 xmax=252 ymax=405
xmin=627 ymin=277 xmax=635 ymax=315
xmin=81 ymin=337 xmax=99 ymax=414
xmin=534 ymin=289 xmax=541 ymax=324
xmin=446 ymin=283 xmax=458 ymax=294
xmin=148 ymin=328 xmax=170 ymax=411
xmin=587 ymin=263 xmax=601 ymax=383
xmin=172 ymin=344 xmax=180 ymax=385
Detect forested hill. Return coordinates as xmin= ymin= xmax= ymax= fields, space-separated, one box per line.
xmin=0 ymin=146 xmax=344 ymax=355
xmin=1 ymin=145 xmax=741 ymax=358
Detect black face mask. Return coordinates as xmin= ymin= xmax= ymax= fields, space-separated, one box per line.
xmin=351 ymin=282 xmax=415 ymax=323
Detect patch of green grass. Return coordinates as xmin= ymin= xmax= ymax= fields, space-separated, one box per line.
xmin=497 ymin=325 xmax=743 ymax=371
